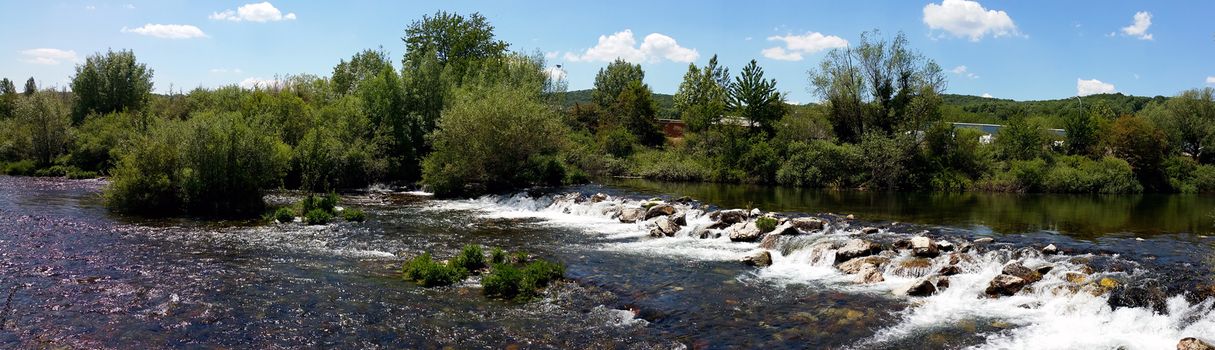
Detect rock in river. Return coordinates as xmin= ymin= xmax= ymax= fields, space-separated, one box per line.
xmin=790 ymin=217 xmax=826 ymax=232
xmin=986 ymin=274 xmax=1029 ymax=296
xmin=910 ymin=236 xmax=939 ymax=258
xmin=834 ymin=239 xmax=881 ymax=264
xmin=728 ymin=222 xmax=764 ymax=242
xmin=714 ymin=209 xmax=748 ymax=225
xmin=1001 ymin=262 xmax=1043 ymax=284
xmin=855 ymin=263 xmax=885 ymax=284
xmin=741 ymin=250 xmax=772 ymax=267
xmin=837 ymin=256 xmax=891 ymax=274
xmin=644 ymin=204 xmax=676 ymax=220
xmin=649 ymin=217 xmax=679 ymax=237
xmin=618 ymin=207 xmax=645 ymax=223
xmin=1179 ymin=337 xmax=1215 ymax=350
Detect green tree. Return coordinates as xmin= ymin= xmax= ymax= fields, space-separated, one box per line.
xmin=810 ymin=30 xmax=946 ymax=143
xmin=23 ymin=77 xmax=36 ymax=96
xmin=1106 ymin=115 xmax=1169 ymax=189
xmin=592 ymin=59 xmax=644 ymax=110
xmin=727 ymin=60 xmax=786 ymax=135
xmin=996 ymin=116 xmax=1050 ymax=161
xmin=15 ymin=93 xmax=71 ymax=165
xmin=331 ymin=48 xmax=393 ymax=95
xmin=674 ymin=55 xmax=729 ymax=132
xmin=0 ymin=78 xmax=16 ymax=119
xmin=1151 ymin=88 xmax=1215 ymax=162
xmin=1061 ymin=109 xmax=1100 ymax=156
xmin=610 ymin=80 xmax=663 ymax=146
xmin=70 ymin=50 xmax=154 ymax=124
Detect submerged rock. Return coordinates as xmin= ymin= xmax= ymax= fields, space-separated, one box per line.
xmin=741 ymin=250 xmax=773 ymax=267
xmin=855 ymin=264 xmax=885 ymax=284
xmin=728 ymin=222 xmax=764 ymax=242
xmin=619 ymin=208 xmax=645 ymax=223
xmin=986 ymin=274 xmax=1029 ymax=296
xmin=834 ymin=239 xmax=881 ymax=264
xmin=644 ymin=204 xmax=676 ymax=220
xmin=891 ymin=257 xmax=935 ymax=278
xmin=1179 ymin=337 xmax=1215 ymax=350
xmin=837 ymin=256 xmax=891 ymax=274
xmin=937 ymin=265 xmax=961 ymax=276
xmin=973 ymin=237 xmax=994 ymax=244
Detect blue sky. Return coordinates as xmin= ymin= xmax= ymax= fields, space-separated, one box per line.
xmin=2 ymin=0 xmax=1213 ymax=103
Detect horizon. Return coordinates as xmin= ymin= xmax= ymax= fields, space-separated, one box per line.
xmin=3 ymin=1 xmax=1213 ymax=103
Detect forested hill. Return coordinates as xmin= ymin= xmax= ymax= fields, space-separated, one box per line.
xmin=561 ymin=88 xmax=1168 ymax=126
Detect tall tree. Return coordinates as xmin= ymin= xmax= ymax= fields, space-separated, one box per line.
xmin=727 ymin=60 xmax=785 ymax=135
xmin=674 ymin=55 xmax=729 ymax=131
xmin=1061 ymin=108 xmax=1100 ymax=156
xmin=611 ymin=80 xmax=663 ymax=146
xmin=70 ymin=49 xmax=154 ymax=124
xmin=23 ymin=77 xmax=36 ymax=96
xmin=592 ymin=59 xmax=644 ymax=110
xmin=0 ymin=78 xmax=15 ymax=119
xmin=16 ymin=93 xmax=71 ymax=165
xmin=331 ymin=48 xmax=393 ymax=95
xmin=1151 ymin=88 xmax=1215 ymax=162
xmin=810 ymin=30 xmax=945 ymax=143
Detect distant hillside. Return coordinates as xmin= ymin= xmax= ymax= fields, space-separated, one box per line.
xmin=560 ymin=89 xmax=677 ymax=118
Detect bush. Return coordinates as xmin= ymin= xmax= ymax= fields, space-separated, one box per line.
xmin=402 ymin=252 xmax=466 ymax=287
xmin=631 ymin=149 xmax=711 ymax=182
xmin=520 ymin=259 xmax=564 ymax=290
xmin=756 ymin=216 xmax=778 ymax=233
xmin=104 ymin=120 xmax=185 ymax=214
xmin=483 ymin=258 xmax=565 ymax=301
xmin=301 ymin=193 xmax=340 ymax=215
xmin=1041 ymin=156 xmax=1141 ymax=193
xmin=341 ymin=208 xmax=366 ymax=222
xmin=1 ymin=160 xmax=36 ymax=176
xmin=304 ymin=208 xmax=332 ymax=225
xmin=450 ymin=244 xmax=486 ymax=272
xmin=776 ymin=140 xmax=863 ymax=188
xmin=274 ymin=207 xmax=295 ymax=223
xmin=482 ymin=263 xmax=524 ymax=298
xmin=597 ymin=126 xmax=638 ymax=158
xmin=490 ymin=247 xmax=507 ymax=265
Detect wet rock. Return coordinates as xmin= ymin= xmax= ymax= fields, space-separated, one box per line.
xmin=891 ymin=258 xmax=934 ymax=278
xmin=986 ymin=274 xmax=1029 ymax=296
xmin=937 ymin=265 xmax=961 ymax=276
xmin=910 ymin=236 xmax=939 ymax=258
xmin=644 ymin=204 xmax=676 ymax=220
xmin=1034 ymin=264 xmax=1054 ymax=275
xmin=649 ymin=217 xmax=679 ymax=237
xmin=837 ymin=256 xmax=891 ymax=274
xmin=758 ymin=234 xmax=781 ymax=249
xmin=1001 ymin=262 xmax=1043 ymax=284
xmin=897 ymin=278 xmax=937 ymax=297
xmin=834 ymin=239 xmax=881 ymax=264
xmin=670 ymin=212 xmax=687 ymax=226
xmin=807 ymin=241 xmax=839 ymax=265
xmin=948 ymin=253 xmax=974 ymax=266
xmin=1179 ymin=337 xmax=1215 ymax=350
xmin=691 ymin=225 xmax=713 ymax=239
xmin=618 ymin=208 xmax=645 ymax=223
xmin=714 ymin=209 xmax=748 ymax=225
xmin=790 ymin=217 xmax=826 ymax=232
xmin=1108 ymin=280 xmax=1169 ymax=314
xmin=672 ymin=196 xmax=693 ymax=204
xmin=768 ymin=222 xmax=798 ymax=236
xmin=855 ymin=264 xmax=885 ymax=284
xmin=589 ymin=193 xmax=609 ymax=203
xmin=1063 ymin=272 xmax=1088 ymax=284
xmin=846 ymin=214 xmax=856 ymax=220
xmin=1041 ymin=244 xmax=1059 ymax=255
xmin=935 ymin=277 xmax=950 ymax=291
xmin=937 ymin=241 xmax=955 ymax=252
xmin=973 ymin=237 xmax=994 ymax=244
xmin=741 ymin=250 xmax=772 ymax=267
xmin=728 ymin=222 xmax=764 ymax=242
xmin=860 ymin=226 xmax=880 ymax=235
xmin=557 ymin=192 xmax=585 ymax=204
xmin=750 ymin=208 xmax=762 ymax=217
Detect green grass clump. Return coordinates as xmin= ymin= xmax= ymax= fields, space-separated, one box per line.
xmin=482 ymin=257 xmax=564 ymax=301
xmin=490 ymin=247 xmax=507 ymax=265
xmin=402 ymin=252 xmax=467 ymax=287
xmin=450 ymin=244 xmax=486 ymax=272
xmin=274 ymin=207 xmax=295 ymax=223
xmin=304 ymin=208 xmax=332 ymax=225
xmin=756 ymin=216 xmax=778 ymax=233
xmin=341 ymin=208 xmax=366 ymax=222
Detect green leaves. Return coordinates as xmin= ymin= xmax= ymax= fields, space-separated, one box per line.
xmin=69 ymin=49 xmax=153 ymax=125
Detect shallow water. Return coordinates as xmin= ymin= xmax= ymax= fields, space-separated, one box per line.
xmin=1 ymin=176 xmax=1214 ymax=349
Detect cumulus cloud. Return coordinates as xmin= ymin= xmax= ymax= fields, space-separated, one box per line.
xmin=950 ymin=65 xmax=979 ymax=79
xmin=762 ymin=32 xmax=848 ymax=61
xmin=563 ymin=30 xmax=698 ymax=63
xmin=239 ymin=77 xmax=283 ymax=89
xmin=923 ymin=0 xmax=1019 ymax=41
xmin=1077 ymin=78 xmax=1116 ymax=96
xmin=1206 ymin=76 xmax=1215 ymax=85
xmin=210 ymin=2 xmax=296 ymax=22
xmin=122 ymin=24 xmax=207 ymax=39
xmin=981 ymin=93 xmax=993 ymax=98
xmin=1120 ymin=11 xmax=1153 ymax=40
xmin=20 ymin=48 xmax=78 ymax=65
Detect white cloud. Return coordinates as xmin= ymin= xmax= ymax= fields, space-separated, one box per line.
xmin=122 ymin=24 xmax=207 ymax=39
xmin=1206 ymin=76 xmax=1215 ymax=85
xmin=239 ymin=77 xmax=283 ymax=89
xmin=563 ymin=29 xmax=698 ymax=63
xmin=125 ymin=4 xmax=135 ymax=9
xmin=950 ymin=65 xmax=979 ymax=79
xmin=210 ymin=2 xmax=296 ymax=22
xmin=1077 ymin=78 xmax=1116 ymax=96
xmin=85 ymin=5 xmax=96 ymax=10
xmin=762 ymin=32 xmax=848 ymax=61
xmin=1120 ymin=11 xmax=1153 ymax=40
xmin=544 ymin=51 xmax=558 ymax=59
xmin=544 ymin=66 xmax=567 ymax=82
xmin=20 ymin=48 xmax=78 ymax=65
xmin=923 ymin=0 xmax=1019 ymax=41
xmin=981 ymin=93 xmax=993 ymax=98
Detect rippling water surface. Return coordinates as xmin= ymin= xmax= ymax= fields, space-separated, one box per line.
xmin=2 ymin=175 xmax=1214 ymax=349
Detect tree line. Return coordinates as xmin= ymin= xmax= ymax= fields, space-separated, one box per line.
xmin=1 ymin=14 xmax=1214 ymax=218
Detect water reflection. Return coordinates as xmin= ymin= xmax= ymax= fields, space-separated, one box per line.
xmin=606 ymin=179 xmax=1215 ymax=237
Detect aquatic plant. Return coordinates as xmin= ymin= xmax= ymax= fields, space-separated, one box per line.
xmin=304 ymin=208 xmax=332 ymax=225
xmin=756 ymin=216 xmax=778 ymax=233
xmin=402 ymin=252 xmax=466 ymax=287
xmin=274 ymin=207 xmax=295 ymax=223
xmin=450 ymin=244 xmax=485 ymax=272
xmin=490 ymin=247 xmax=506 ymax=265
xmin=483 ymin=256 xmax=564 ymax=301
xmin=341 ymin=208 xmax=366 ymax=222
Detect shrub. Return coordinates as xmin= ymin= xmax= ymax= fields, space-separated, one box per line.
xmin=402 ymin=252 xmax=466 ymax=287
xmin=450 ymin=244 xmax=486 ymax=272
xmin=274 ymin=207 xmax=295 ymax=223
xmin=65 ymin=168 xmax=99 ymax=179
xmin=304 ymin=208 xmax=332 ymax=225
xmin=631 ymin=149 xmax=710 ymax=182
xmin=341 ymin=208 xmax=366 ymax=222
xmin=755 ymin=216 xmax=778 ymax=233
xmin=483 ymin=258 xmax=565 ymax=301
xmin=490 ymin=247 xmax=506 ymax=265
xmin=597 ymin=126 xmax=638 ymax=158
xmin=776 ymin=140 xmax=863 ymax=188
xmin=482 ymin=263 xmax=524 ymax=298
xmin=1 ymin=160 xmax=36 ymax=176
xmin=104 ymin=120 xmax=185 ymax=214
xmin=520 ymin=259 xmax=564 ymax=290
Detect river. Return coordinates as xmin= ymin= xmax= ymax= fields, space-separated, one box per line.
xmin=1 ymin=175 xmax=1213 ymax=349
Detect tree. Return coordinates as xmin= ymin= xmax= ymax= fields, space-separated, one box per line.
xmin=592 ymin=59 xmax=644 ymax=110
xmin=0 ymin=78 xmax=15 ymax=119
xmin=15 ymin=93 xmax=71 ymax=165
xmin=996 ymin=116 xmax=1049 ymax=161
xmin=23 ymin=77 xmax=36 ymax=96
xmin=1107 ymin=115 xmax=1169 ymax=189
xmin=1061 ymin=108 xmax=1100 ymax=156
xmin=402 ymin=11 xmax=508 ymax=85
xmin=1151 ymin=88 xmax=1215 ymax=162
xmin=674 ymin=55 xmax=729 ymax=132
xmin=331 ymin=48 xmax=393 ymax=95
xmin=727 ymin=60 xmax=786 ymax=135
xmin=810 ymin=30 xmax=946 ymax=143
xmin=610 ymin=80 xmax=663 ymax=146
xmin=70 ymin=50 xmax=154 ymax=124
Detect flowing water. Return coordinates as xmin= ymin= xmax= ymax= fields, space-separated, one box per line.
xmin=1 ymin=175 xmax=1214 ymax=349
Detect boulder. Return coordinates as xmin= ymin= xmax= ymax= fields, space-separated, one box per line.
xmin=728 ymin=222 xmax=764 ymax=242
xmin=650 ymin=217 xmax=679 ymax=237
xmin=986 ymin=274 xmax=1028 ymax=296
xmin=715 ymin=209 xmax=748 ymax=225
xmin=741 ymin=250 xmax=773 ymax=267
xmin=618 ymin=208 xmax=645 ymax=223
xmin=750 ymin=208 xmax=762 ymax=217
xmin=937 ymin=265 xmax=962 ymax=276
xmin=791 ymin=217 xmax=826 ymax=232
xmin=897 ymin=278 xmax=937 ymax=297
xmin=937 ymin=241 xmax=955 ymax=252
xmin=767 ymin=222 xmax=798 ymax=236
xmin=1001 ymin=262 xmax=1043 ymax=284
xmin=1042 ymin=244 xmax=1059 ymax=255
xmin=589 ymin=193 xmax=609 ymax=203
xmin=890 ymin=257 xmax=934 ymax=278
xmin=834 ymin=239 xmax=882 ymax=264
xmin=758 ymin=234 xmax=781 ymax=249
xmin=837 ymin=256 xmax=891 ymax=274
xmin=860 ymin=226 xmax=880 ymax=235
xmin=855 ymin=263 xmax=885 ymax=284
xmin=806 ymin=241 xmax=839 ymax=265
xmin=692 ymin=225 xmax=714 ymax=239
xmin=1108 ymin=280 xmax=1169 ymax=314
xmin=910 ymin=236 xmax=940 ymax=258
xmin=672 ymin=196 xmax=693 ymax=204
xmin=1179 ymin=337 xmax=1215 ymax=350
xmin=973 ymin=237 xmax=994 ymax=244
xmin=644 ymin=204 xmax=677 ymax=220
xmin=670 ymin=212 xmax=687 ymax=226
xmin=935 ymin=277 xmax=950 ymax=291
